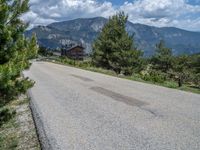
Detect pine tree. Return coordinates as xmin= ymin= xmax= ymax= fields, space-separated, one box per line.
xmin=190 ymin=54 xmax=200 ymax=74
xmin=92 ymin=12 xmax=142 ymax=75
xmin=188 ymin=54 xmax=200 ymax=88
xmin=151 ymin=40 xmax=173 ymax=73
xmin=28 ymin=33 xmax=38 ymax=59
xmin=172 ymin=55 xmax=190 ymax=87
xmin=0 ymin=0 xmax=38 ymax=108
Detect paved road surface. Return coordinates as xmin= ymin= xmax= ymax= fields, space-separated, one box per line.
xmin=24 ymin=61 xmax=200 ymax=150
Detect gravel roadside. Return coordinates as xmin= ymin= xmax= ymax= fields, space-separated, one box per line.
xmin=0 ymin=96 xmax=40 ymax=150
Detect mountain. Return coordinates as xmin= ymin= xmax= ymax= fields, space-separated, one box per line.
xmin=25 ymin=17 xmax=200 ymax=56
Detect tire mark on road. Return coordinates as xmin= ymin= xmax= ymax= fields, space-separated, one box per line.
xmin=90 ymin=86 xmax=148 ymax=107
xmin=71 ymin=74 xmax=94 ymax=82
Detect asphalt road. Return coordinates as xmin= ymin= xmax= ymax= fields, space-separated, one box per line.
xmin=24 ymin=61 xmax=200 ymax=150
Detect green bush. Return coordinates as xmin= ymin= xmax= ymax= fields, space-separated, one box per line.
xmin=142 ymin=70 xmax=166 ymax=83
xmin=77 ymin=61 xmax=92 ymax=68
xmin=191 ymin=73 xmax=200 ymax=88
xmin=164 ymin=81 xmax=178 ymax=88
xmin=0 ymin=107 xmax=16 ymax=127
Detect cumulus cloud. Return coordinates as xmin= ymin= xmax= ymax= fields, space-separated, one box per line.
xmin=120 ymin=0 xmax=200 ymax=31
xmin=23 ymin=0 xmax=115 ymax=27
xmin=22 ymin=0 xmax=200 ymax=31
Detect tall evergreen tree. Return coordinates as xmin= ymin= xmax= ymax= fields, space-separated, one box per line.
xmin=92 ymin=12 xmax=142 ymax=75
xmin=151 ymin=40 xmax=173 ymax=73
xmin=0 ymin=0 xmax=38 ymax=107
xmin=188 ymin=54 xmax=200 ymax=88
xmin=189 ymin=54 xmax=200 ymax=74
xmin=172 ymin=55 xmax=190 ymax=87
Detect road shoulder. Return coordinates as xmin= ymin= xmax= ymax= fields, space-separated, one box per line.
xmin=0 ymin=95 xmax=40 ymax=150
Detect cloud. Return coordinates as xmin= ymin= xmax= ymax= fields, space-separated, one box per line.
xmin=22 ymin=0 xmax=200 ymax=31
xmin=23 ymin=0 xmax=115 ymax=27
xmin=120 ymin=0 xmax=200 ymax=31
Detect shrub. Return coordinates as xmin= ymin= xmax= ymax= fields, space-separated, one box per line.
xmin=164 ymin=81 xmax=178 ymax=88
xmin=77 ymin=61 xmax=92 ymax=68
xmin=191 ymin=73 xmax=200 ymax=88
xmin=142 ymin=70 xmax=166 ymax=83
xmin=0 ymin=107 xmax=16 ymax=127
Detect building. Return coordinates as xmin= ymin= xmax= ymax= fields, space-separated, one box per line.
xmin=61 ymin=44 xmax=85 ymax=60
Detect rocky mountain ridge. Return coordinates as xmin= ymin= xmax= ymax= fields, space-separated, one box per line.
xmin=25 ymin=17 xmax=200 ymax=56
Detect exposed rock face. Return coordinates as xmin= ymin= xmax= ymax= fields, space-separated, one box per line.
xmin=26 ymin=17 xmax=200 ymax=56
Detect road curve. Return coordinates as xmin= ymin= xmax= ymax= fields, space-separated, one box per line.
xmin=24 ymin=61 xmax=200 ymax=150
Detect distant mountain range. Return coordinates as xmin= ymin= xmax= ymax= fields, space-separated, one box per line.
xmin=25 ymin=17 xmax=200 ymax=56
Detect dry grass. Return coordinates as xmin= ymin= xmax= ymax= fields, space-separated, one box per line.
xmin=0 ymin=96 xmax=40 ymax=150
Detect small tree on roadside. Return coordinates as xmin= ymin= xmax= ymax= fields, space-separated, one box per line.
xmin=189 ymin=54 xmax=200 ymax=74
xmin=92 ymin=12 xmax=142 ymax=75
xmin=171 ymin=55 xmax=191 ymax=87
xmin=151 ymin=40 xmax=173 ymax=73
xmin=0 ymin=0 xmax=38 ymax=123
xmin=38 ymin=46 xmax=49 ymax=56
xmin=188 ymin=54 xmax=200 ymax=88
xmin=28 ymin=33 xmax=38 ymax=59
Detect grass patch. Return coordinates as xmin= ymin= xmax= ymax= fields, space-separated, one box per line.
xmin=0 ymin=97 xmax=40 ymax=150
xmin=178 ymin=85 xmax=200 ymax=94
xmin=12 ymin=98 xmax=30 ymax=106
xmin=0 ymin=113 xmax=19 ymax=150
xmin=163 ymin=81 xmax=178 ymax=89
